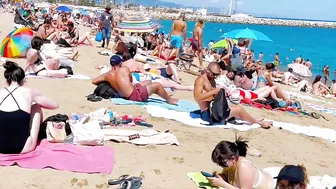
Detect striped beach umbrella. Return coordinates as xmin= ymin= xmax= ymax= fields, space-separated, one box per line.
xmin=114 ymin=18 xmax=160 ymax=33
xmin=0 ymin=27 xmax=34 ymax=58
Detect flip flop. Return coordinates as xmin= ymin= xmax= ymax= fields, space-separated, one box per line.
xmin=86 ymin=94 xmax=102 ymax=102
xmin=120 ymin=180 xmax=143 ymax=189
xmin=108 ymin=175 xmax=142 ymax=186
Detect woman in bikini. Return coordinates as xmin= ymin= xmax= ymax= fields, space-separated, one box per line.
xmin=25 ymin=36 xmax=68 ymax=78
xmin=0 ymin=61 xmax=58 ymax=154
xmin=208 ymin=137 xmax=275 ymax=189
xmin=312 ymin=75 xmax=331 ymax=95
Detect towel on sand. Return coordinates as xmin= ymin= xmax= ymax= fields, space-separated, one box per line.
xmin=188 ymin=169 xmax=336 ymax=189
xmin=25 ymin=73 xmax=91 ymax=80
xmin=0 ymin=139 xmax=115 ymax=173
xmin=111 ymin=97 xmax=199 ymax=112
xmin=104 ymin=129 xmax=179 ymax=146
xmin=145 ymin=105 xmax=336 ymax=143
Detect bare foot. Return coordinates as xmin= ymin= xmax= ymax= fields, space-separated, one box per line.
xmin=258 ymin=120 xmax=272 ymax=129
xmin=167 ymin=97 xmax=179 ymax=105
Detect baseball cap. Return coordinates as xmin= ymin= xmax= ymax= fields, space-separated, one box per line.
xmin=274 ymin=165 xmax=304 ymax=183
xmin=110 ymin=55 xmax=123 ymax=66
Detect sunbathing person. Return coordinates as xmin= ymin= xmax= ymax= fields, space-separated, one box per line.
xmin=36 ymin=17 xmax=58 ymax=42
xmin=254 ymin=63 xmax=289 ymax=101
xmin=65 ymin=22 xmax=93 ymax=46
xmin=208 ymin=137 xmax=275 ymax=188
xmin=152 ymin=39 xmax=176 ymax=61
xmin=92 ymin=55 xmax=179 ymax=104
xmin=25 ymin=36 xmax=68 ymax=78
xmin=0 ymin=61 xmax=58 ymax=154
xmin=331 ymin=80 xmax=336 ymax=95
xmin=275 ymin=165 xmax=309 ymax=189
xmin=194 ymin=62 xmax=272 ymax=128
xmin=312 ymin=75 xmax=331 ymax=95
xmin=282 ymin=68 xmax=309 ymax=92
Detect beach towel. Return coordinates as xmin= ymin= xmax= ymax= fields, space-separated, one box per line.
xmin=304 ymin=102 xmax=336 ymax=116
xmin=104 ymin=129 xmax=179 ymax=146
xmin=188 ymin=170 xmax=336 ymax=189
xmin=144 ymin=105 xmax=260 ymax=131
xmin=145 ymin=105 xmax=336 ymax=142
xmin=0 ymin=139 xmax=115 ymax=173
xmin=111 ymin=97 xmax=199 ymax=112
xmin=285 ymin=91 xmax=332 ymax=104
xmin=25 ymin=73 xmax=91 ymax=80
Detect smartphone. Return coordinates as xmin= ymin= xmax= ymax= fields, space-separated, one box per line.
xmin=201 ymin=171 xmax=214 ymax=178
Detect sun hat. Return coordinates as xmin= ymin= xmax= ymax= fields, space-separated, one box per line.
xmin=274 ymin=165 xmax=304 ymax=183
xmin=110 ymin=55 xmax=123 ymax=66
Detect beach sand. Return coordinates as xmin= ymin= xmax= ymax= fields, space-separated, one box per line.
xmin=0 ymin=12 xmax=335 ymax=189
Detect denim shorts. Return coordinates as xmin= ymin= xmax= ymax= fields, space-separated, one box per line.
xmin=102 ymin=27 xmax=112 ymax=40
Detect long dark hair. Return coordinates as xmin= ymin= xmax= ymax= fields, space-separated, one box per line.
xmin=312 ymin=75 xmax=322 ymax=85
xmin=3 ymin=61 xmax=25 ymax=85
xmin=211 ymin=136 xmax=248 ymax=167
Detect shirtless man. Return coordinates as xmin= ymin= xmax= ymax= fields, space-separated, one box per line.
xmin=274 ymin=52 xmax=280 ymax=66
xmin=35 ymin=17 xmax=57 ymax=41
xmin=191 ymin=19 xmax=205 ymax=69
xmin=167 ymin=13 xmax=187 ymax=61
xmin=92 ymin=55 xmax=179 ymax=104
xmin=305 ymin=59 xmax=312 ymax=69
xmin=193 ymin=62 xmax=272 ymax=129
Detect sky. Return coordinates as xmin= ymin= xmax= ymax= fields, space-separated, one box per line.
xmin=162 ymin=0 xmax=336 ymax=21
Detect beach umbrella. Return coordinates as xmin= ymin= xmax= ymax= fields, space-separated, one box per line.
xmin=114 ymin=18 xmax=159 ymax=33
xmin=220 ymin=28 xmax=272 ymax=42
xmin=56 ymin=6 xmax=72 ymax=13
xmin=212 ymin=39 xmax=238 ymax=49
xmin=287 ymin=63 xmax=312 ymax=77
xmin=129 ymin=36 xmax=144 ymax=47
xmin=0 ymin=27 xmax=33 ymax=58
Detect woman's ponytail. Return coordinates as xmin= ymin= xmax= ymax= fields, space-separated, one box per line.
xmin=235 ymin=136 xmax=249 ymax=157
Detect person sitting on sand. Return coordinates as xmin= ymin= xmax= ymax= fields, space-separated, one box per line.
xmin=254 ymin=63 xmax=290 ymax=101
xmin=25 ymin=36 xmax=68 ymax=78
xmin=65 ymin=22 xmax=93 ymax=46
xmin=0 ymin=61 xmax=58 ymax=154
xmin=193 ymin=63 xmax=272 ymax=128
xmin=152 ymin=39 xmax=176 ymax=61
xmin=312 ymin=75 xmax=331 ymax=95
xmin=331 ymin=80 xmax=336 ymax=95
xmin=36 ymin=17 xmax=58 ymax=42
xmin=282 ymin=68 xmax=309 ymax=92
xmin=275 ymin=165 xmax=309 ymax=189
xmin=92 ymin=55 xmax=179 ymax=104
xmin=208 ymin=137 xmax=275 ymax=188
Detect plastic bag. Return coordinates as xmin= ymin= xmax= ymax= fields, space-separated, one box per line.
xmin=70 ymin=117 xmax=104 ymax=146
xmin=95 ymin=31 xmax=103 ymax=42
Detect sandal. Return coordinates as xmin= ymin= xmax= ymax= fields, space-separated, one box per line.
xmin=108 ymin=175 xmax=142 ymax=186
xmin=120 ymin=180 xmax=143 ymax=189
xmin=87 ymin=94 xmax=102 ymax=102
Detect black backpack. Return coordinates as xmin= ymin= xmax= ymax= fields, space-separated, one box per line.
xmin=209 ymin=88 xmax=231 ymax=124
xmin=93 ymin=82 xmax=117 ymax=99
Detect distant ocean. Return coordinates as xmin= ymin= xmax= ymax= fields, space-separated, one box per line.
xmin=158 ymin=20 xmax=336 ymax=79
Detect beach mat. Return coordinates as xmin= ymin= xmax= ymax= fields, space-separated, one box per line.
xmin=188 ymin=170 xmax=336 ymax=189
xmin=0 ymin=139 xmax=115 ymax=173
xmin=145 ymin=105 xmax=336 ymax=142
xmin=110 ymin=97 xmax=199 ymax=112
xmin=25 ymin=73 xmax=91 ymax=80
xmin=144 ymin=105 xmax=259 ymax=131
xmin=304 ymin=102 xmax=336 ymax=116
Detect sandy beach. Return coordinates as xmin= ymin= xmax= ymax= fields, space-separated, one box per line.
xmin=0 ymin=12 xmax=335 ymax=189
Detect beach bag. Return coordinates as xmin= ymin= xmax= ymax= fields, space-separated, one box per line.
xmin=209 ymin=88 xmax=231 ymax=124
xmin=70 ymin=117 xmax=104 ymax=146
xmin=46 ymin=121 xmax=67 ymax=143
xmin=95 ymin=31 xmax=102 ymax=42
xmin=38 ymin=114 xmax=72 ymax=141
xmin=93 ymin=82 xmax=117 ymax=99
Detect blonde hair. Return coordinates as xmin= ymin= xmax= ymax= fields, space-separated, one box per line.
xmin=298 ymin=165 xmax=309 ymax=185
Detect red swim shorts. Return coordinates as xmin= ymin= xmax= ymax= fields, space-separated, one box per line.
xmin=127 ymin=83 xmax=149 ymax=102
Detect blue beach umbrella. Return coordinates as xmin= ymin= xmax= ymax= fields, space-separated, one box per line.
xmin=56 ymin=6 xmax=72 ymax=13
xmin=220 ymin=28 xmax=272 ymax=42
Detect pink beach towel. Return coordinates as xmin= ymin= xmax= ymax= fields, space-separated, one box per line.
xmin=0 ymin=140 xmax=115 ymax=174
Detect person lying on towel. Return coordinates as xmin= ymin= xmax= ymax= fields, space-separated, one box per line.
xmin=193 ymin=62 xmax=272 ymax=129
xmin=92 ymin=55 xmax=179 ymax=104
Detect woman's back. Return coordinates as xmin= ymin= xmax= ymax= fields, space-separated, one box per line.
xmin=0 ymin=86 xmax=32 ymax=154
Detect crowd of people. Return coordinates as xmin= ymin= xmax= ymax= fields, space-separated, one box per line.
xmin=0 ymin=2 xmax=334 ymax=188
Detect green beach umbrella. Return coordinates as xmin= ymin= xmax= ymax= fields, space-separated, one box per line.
xmin=212 ymin=39 xmax=238 ymax=49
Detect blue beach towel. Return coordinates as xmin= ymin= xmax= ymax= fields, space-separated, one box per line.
xmin=110 ymin=97 xmax=199 ymax=112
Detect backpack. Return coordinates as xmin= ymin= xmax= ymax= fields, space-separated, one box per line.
xmin=93 ymin=82 xmax=117 ymax=99
xmin=209 ymin=88 xmax=231 ymax=124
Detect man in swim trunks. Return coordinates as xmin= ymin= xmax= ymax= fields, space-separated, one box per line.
xmin=274 ymin=52 xmax=280 ymax=66
xmin=192 ymin=19 xmax=205 ymax=69
xmin=92 ymin=55 xmax=179 ymax=104
xmin=193 ymin=62 xmax=272 ymax=129
xmin=167 ymin=13 xmax=187 ymax=61
xmin=323 ymin=65 xmax=330 ymax=85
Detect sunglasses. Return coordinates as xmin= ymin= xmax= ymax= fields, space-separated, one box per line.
xmin=276 ymin=182 xmax=300 ymax=189
xmin=208 ymin=68 xmax=220 ymax=78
